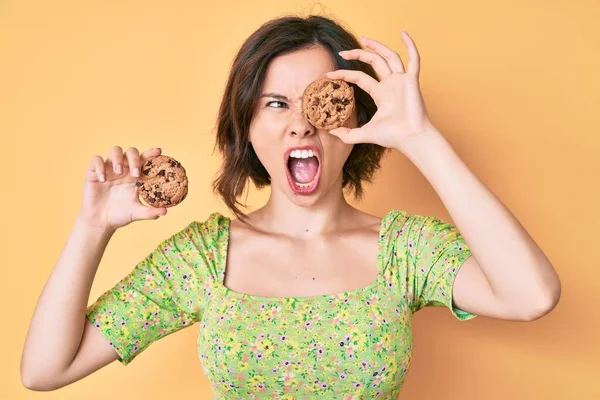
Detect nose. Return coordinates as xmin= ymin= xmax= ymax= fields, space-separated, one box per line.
xmin=289 ymin=108 xmax=315 ymax=139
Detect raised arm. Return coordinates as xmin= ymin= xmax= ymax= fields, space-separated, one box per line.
xmin=21 ymin=146 xmax=166 ymax=391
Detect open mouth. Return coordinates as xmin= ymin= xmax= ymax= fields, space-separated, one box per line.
xmin=285 ymin=147 xmax=321 ymax=194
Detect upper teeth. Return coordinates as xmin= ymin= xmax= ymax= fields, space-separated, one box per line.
xmin=290 ymin=149 xmax=315 ymax=159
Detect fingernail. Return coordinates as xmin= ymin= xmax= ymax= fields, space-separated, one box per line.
xmin=100 ymin=173 xmax=105 ymax=182
xmin=133 ymin=168 xmax=140 ymax=177
xmin=116 ymin=164 xmax=122 ymax=174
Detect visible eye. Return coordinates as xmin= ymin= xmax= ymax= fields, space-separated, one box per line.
xmin=266 ymin=100 xmax=288 ymax=109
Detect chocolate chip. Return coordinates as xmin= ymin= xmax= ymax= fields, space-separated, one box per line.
xmin=135 ymin=181 xmax=143 ymax=187
xmin=332 ymin=82 xmax=340 ymax=89
xmin=158 ymin=169 xmax=166 ymax=177
xmin=142 ymin=168 xmax=151 ymax=176
xmin=331 ymin=97 xmax=350 ymax=106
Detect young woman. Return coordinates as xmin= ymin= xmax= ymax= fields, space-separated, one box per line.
xmin=21 ymin=14 xmax=561 ymax=399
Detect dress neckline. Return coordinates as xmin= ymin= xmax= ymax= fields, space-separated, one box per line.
xmin=214 ymin=210 xmax=398 ymax=302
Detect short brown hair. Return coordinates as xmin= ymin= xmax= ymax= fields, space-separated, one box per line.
xmin=211 ymin=13 xmax=390 ymax=221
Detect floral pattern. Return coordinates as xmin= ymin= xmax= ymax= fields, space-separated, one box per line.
xmin=86 ymin=209 xmax=475 ymax=399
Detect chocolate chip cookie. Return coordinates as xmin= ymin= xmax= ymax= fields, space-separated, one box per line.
xmin=301 ymin=78 xmax=355 ymax=130
xmin=135 ymin=155 xmax=188 ymax=208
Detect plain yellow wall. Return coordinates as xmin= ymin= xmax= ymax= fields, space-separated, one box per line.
xmin=3 ymin=0 xmax=599 ymax=399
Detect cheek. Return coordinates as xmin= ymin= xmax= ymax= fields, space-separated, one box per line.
xmin=250 ymin=112 xmax=287 ymax=140
xmin=249 ymin=125 xmax=285 ymax=172
xmin=321 ymin=132 xmax=354 ymax=168
xmin=250 ymin=115 xmax=274 ymax=145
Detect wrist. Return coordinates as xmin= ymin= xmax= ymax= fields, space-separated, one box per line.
xmin=395 ymin=124 xmax=446 ymax=159
xmin=75 ymin=211 xmax=117 ymax=238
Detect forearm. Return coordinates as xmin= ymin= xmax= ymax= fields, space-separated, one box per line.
xmin=21 ymin=212 xmax=115 ymax=379
xmin=398 ymin=127 xmax=561 ymax=309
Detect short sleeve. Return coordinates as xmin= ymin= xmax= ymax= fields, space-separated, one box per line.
xmin=385 ymin=210 xmax=476 ymax=321
xmin=406 ymin=214 xmax=476 ymax=320
xmin=85 ymin=219 xmax=215 ymax=366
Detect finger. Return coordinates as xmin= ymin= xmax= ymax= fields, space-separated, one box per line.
xmin=131 ymin=202 xmax=167 ymax=221
xmin=140 ymin=147 xmax=162 ymax=161
xmin=324 ymin=69 xmax=378 ymax=97
xmin=338 ymin=48 xmax=393 ymax=78
xmin=359 ymin=36 xmax=406 ymax=74
xmin=328 ymin=126 xmax=371 ymax=145
xmin=108 ymin=146 xmax=124 ymax=175
xmin=400 ymin=31 xmax=420 ymax=77
xmin=87 ymin=155 xmax=107 ymax=182
xmin=124 ymin=147 xmax=141 ymax=177
xmin=137 ymin=147 xmax=162 ymax=177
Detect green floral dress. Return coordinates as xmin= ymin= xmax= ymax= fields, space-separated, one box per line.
xmin=86 ymin=209 xmax=476 ymax=399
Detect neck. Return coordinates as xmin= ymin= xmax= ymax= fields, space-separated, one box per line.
xmin=255 ymin=177 xmax=354 ymax=239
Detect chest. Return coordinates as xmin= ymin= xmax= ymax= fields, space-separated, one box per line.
xmin=197 ymin=290 xmax=413 ymax=399
xmin=222 ymin=226 xmax=381 ymax=298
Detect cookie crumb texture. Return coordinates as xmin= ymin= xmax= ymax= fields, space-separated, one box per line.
xmin=302 ymin=78 xmax=355 ymax=130
xmin=135 ymin=155 xmax=188 ymax=208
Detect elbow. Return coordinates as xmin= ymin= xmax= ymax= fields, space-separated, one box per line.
xmin=22 ymin=376 xmax=61 ymax=392
xmin=21 ymin=373 xmax=52 ymax=392
xmin=522 ymin=280 xmax=562 ymax=322
xmin=21 ymin=371 xmax=44 ymax=392
xmin=21 ymin=366 xmax=61 ymax=392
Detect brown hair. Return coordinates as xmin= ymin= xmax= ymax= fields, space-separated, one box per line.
xmin=211 ymin=13 xmax=391 ymax=222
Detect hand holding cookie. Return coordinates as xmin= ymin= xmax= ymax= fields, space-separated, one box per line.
xmin=79 ymin=146 xmax=187 ymax=232
xmin=322 ymin=32 xmax=436 ymax=151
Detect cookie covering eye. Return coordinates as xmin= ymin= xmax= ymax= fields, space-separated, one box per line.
xmin=301 ymin=78 xmax=355 ymax=130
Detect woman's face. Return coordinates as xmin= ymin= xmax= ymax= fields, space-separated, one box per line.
xmin=248 ymin=45 xmax=358 ymax=205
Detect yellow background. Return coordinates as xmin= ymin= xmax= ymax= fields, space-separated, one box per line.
xmin=2 ymin=0 xmax=599 ymax=399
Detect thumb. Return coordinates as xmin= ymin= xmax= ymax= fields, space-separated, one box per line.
xmin=131 ymin=203 xmax=167 ymax=221
xmin=328 ymin=126 xmax=369 ymax=144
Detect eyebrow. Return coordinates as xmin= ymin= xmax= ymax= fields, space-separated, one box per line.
xmin=259 ymin=92 xmax=292 ymax=101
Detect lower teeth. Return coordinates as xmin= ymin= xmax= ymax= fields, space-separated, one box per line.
xmin=294 ymin=178 xmax=316 ymax=188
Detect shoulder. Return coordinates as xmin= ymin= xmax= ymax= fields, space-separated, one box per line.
xmin=378 ymin=209 xmax=455 ymax=255
xmin=157 ymin=212 xmax=230 ymax=253
xmin=379 ymin=208 xmax=456 ymax=236
xmin=379 ymin=208 xmax=411 ymax=238
xmin=188 ymin=211 xmax=230 ymax=239
xmin=196 ymin=211 xmax=229 ymax=229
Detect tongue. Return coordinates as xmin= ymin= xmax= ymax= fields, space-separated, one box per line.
xmin=288 ymin=157 xmax=319 ymax=183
